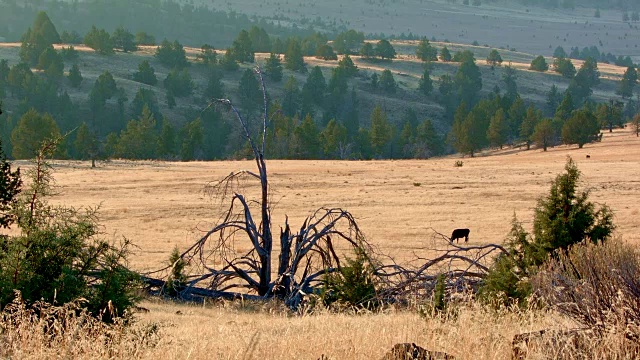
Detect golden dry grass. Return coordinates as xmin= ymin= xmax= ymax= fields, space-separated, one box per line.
xmin=3 ymin=128 xmax=640 ymax=359
xmin=24 ymin=126 xmax=639 ymax=270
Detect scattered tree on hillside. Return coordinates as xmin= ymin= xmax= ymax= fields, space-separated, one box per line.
xmin=337 ymin=55 xmax=358 ymax=77
xmin=36 ymin=47 xmax=64 ymax=79
xmin=10 ymin=109 xmax=62 ymax=159
xmin=333 ymin=29 xmax=365 ymax=54
xmin=553 ymin=57 xmax=576 ymax=78
xmin=455 ymin=52 xmax=483 ymax=105
xmin=440 ymin=46 xmax=452 ymax=62
xmin=315 ymin=44 xmax=338 ymax=60
xmin=285 ymin=39 xmax=305 ymax=72
xmin=533 ymin=118 xmax=554 ymax=151
xmin=84 ymin=26 xmax=114 ymax=55
xmin=369 ymin=105 xmax=392 ymax=157
xmin=19 ymin=11 xmax=61 ymax=66
xmin=263 ymin=53 xmax=283 ymax=82
xmin=487 ymin=108 xmax=508 ymax=149
xmin=379 ymin=70 xmax=397 ymax=94
xmin=486 ymin=49 xmax=503 ymax=66
xmin=197 ymin=44 xmax=217 ymax=66
xmin=248 ymin=26 xmax=272 ymax=53
xmin=164 ymin=68 xmax=194 ymax=98
xmin=135 ymin=31 xmax=156 ymax=46
xmin=67 ymin=63 xmax=83 ymax=88
xmin=375 ymin=40 xmax=396 ymax=60
xmin=282 ymin=76 xmax=300 ymax=117
xmin=111 ymin=26 xmax=137 ymax=53
xmin=229 ymin=30 xmax=254 ymax=63
xmin=133 ymin=60 xmax=158 ymax=86
xmin=562 ymin=109 xmax=600 ymax=148
xmin=155 ymin=39 xmax=188 ymax=69
xmin=617 ymin=66 xmax=638 ymax=99
xmin=74 ymin=122 xmax=99 ymax=167
xmin=239 ymin=68 xmax=263 ymax=114
xmin=568 ymin=57 xmax=600 ymax=104
xmin=115 ymin=105 xmax=158 ymax=159
xmin=520 ymin=106 xmax=541 ymax=150
xmin=418 ymin=67 xmax=433 ymax=95
xmin=416 ymin=38 xmax=438 ymax=62
xmin=360 ymin=42 xmax=375 ymax=59
xmin=596 ymin=100 xmax=624 ymax=133
xmin=530 ymin=55 xmax=549 ymax=71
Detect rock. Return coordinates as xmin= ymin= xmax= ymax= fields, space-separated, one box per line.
xmin=381 ymin=343 xmax=455 ymax=360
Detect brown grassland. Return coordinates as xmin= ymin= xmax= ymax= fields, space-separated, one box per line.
xmin=2 ymin=127 xmax=638 ymax=359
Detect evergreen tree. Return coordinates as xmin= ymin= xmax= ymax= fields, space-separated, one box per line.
xmin=219 ymin=48 xmax=239 ymax=71
xmin=111 ymin=26 xmax=137 ymax=53
xmin=74 ymin=122 xmax=99 ymax=166
xmin=553 ymin=57 xmax=576 ymax=78
xmin=155 ymin=39 xmax=188 ymax=69
xmin=248 ymin=26 xmax=272 ymax=53
xmin=520 ymin=106 xmax=541 ymax=150
xmin=632 ymin=114 xmax=640 ymax=137
xmin=238 ymin=68 xmax=262 ymax=114
xmin=204 ymin=69 xmax=225 ymax=99
xmin=555 ymin=91 xmax=575 ymax=123
xmin=455 ymin=53 xmax=483 ymax=105
xmin=379 ymin=70 xmax=397 ymax=94
xmin=529 ymin=55 xmax=549 ymax=71
xmin=130 ymin=88 xmax=161 ymax=121
xmin=164 ymin=68 xmax=194 ymax=97
xmin=562 ymin=109 xmax=600 ymax=148
xmin=157 ymin=118 xmax=176 ymax=158
xmin=416 ymin=38 xmax=438 ymax=62
xmin=440 ymin=46 xmax=452 ymax=62
xmin=359 ymin=42 xmax=375 ymax=59
xmin=83 ymin=26 xmax=114 ymax=55
xmin=179 ymin=118 xmax=204 ymax=161
xmin=487 ymin=108 xmax=509 ymax=149
xmin=196 ymin=44 xmax=217 ymax=66
xmin=568 ymin=57 xmax=600 ymax=104
xmin=333 ymin=30 xmax=365 ymax=54
xmin=315 ymin=44 xmax=338 ymax=60
xmin=508 ymin=97 xmax=526 ymax=143
xmin=116 ymin=106 xmax=158 ymax=159
xmin=486 ymin=49 xmax=503 ymax=66
xmin=414 ymin=118 xmax=444 ymax=158
xmin=418 ymin=67 xmax=433 ymax=95
xmin=302 ymin=66 xmax=326 ymax=108
xmin=264 ymin=53 xmax=283 ymax=82
xmin=533 ymin=158 xmax=614 ymax=251
xmin=532 ymin=118 xmax=554 ymax=151
xmin=19 ymin=11 xmax=61 ymax=66
xmin=369 ymin=105 xmax=392 ymax=157
xmin=229 ymin=30 xmax=254 ymax=63
xmin=135 ymin=31 xmax=156 ymax=46
xmin=293 ymin=114 xmax=320 ymax=159
xmin=337 ymin=55 xmax=358 ymax=77
xmin=284 ymin=39 xmax=305 ymax=72
xmin=11 ymin=109 xmax=62 ymax=159
xmin=546 ymin=85 xmax=561 ymax=115
xmin=282 ymin=76 xmax=300 ymax=117
xmin=132 ymin=60 xmax=157 ymax=86
xmin=320 ymin=118 xmax=348 ymax=158
xmin=36 ymin=47 xmax=64 ymax=79
xmin=88 ymin=71 xmax=117 ymax=114
xmin=370 ymin=73 xmax=379 ymax=90
xmin=553 ymin=46 xmax=568 ymax=59
xmin=616 ymin=66 xmax=638 ymax=99
xmin=375 ymin=39 xmax=396 ymax=60
xmin=502 ymin=65 xmax=518 ymax=102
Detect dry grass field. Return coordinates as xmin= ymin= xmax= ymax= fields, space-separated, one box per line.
xmin=31 ymin=126 xmax=639 ymax=272
xmin=3 ymin=127 xmax=639 ymax=359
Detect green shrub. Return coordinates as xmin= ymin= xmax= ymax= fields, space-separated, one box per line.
xmin=321 ymin=249 xmax=379 ymax=310
xmin=0 ymin=140 xmax=139 ymax=322
xmin=164 ymin=247 xmax=187 ymax=297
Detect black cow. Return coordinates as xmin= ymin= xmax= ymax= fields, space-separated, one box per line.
xmin=450 ymin=228 xmax=470 ymax=243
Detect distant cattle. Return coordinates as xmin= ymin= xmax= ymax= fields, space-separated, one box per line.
xmin=450 ymin=228 xmax=470 ymax=243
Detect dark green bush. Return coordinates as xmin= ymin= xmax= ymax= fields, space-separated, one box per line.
xmin=0 ymin=140 xmax=140 ymax=322
xmin=321 ymin=249 xmax=379 ymax=310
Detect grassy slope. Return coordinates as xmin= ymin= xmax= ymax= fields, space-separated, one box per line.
xmin=0 ymin=41 xmax=626 ymax=134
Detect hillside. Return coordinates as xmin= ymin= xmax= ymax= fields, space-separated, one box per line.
xmin=0 ymin=40 xmax=627 ymax=136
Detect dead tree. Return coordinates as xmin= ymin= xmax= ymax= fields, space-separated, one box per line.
xmin=143 ymin=68 xmax=508 ymax=309
xmin=144 ymin=67 xmax=373 ymax=308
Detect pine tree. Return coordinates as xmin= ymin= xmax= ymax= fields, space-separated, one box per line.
xmin=562 ymin=109 xmax=600 ymax=148
xmin=19 ymin=11 xmax=61 ymax=65
xmin=440 ymin=46 xmax=452 ymax=62
xmin=360 ymin=42 xmax=375 ymax=59
xmin=11 ymin=109 xmax=62 ymax=159
xmin=111 ymin=26 xmax=137 ymax=53
xmin=74 ymin=122 xmax=99 ymax=166
xmin=265 ymin=53 xmax=283 ymax=82
xmin=379 ymin=70 xmax=396 ymax=94
xmin=282 ymin=76 xmax=301 ymax=117
xmin=83 ymin=26 xmax=114 ymax=55
xmin=179 ymin=118 xmax=204 ymax=161
xmin=375 ymin=39 xmax=396 ymax=60
xmin=229 ymin=30 xmax=254 ymax=63
xmin=486 ymin=49 xmax=503 ymax=66
xmin=418 ymin=68 xmax=433 ymax=95
xmin=529 ymin=55 xmax=549 ymax=72
xmin=238 ymin=68 xmax=262 ymax=114
xmin=369 ymin=105 xmax=392 ymax=157
xmin=0 ymin=138 xmax=21 ymax=228
xmin=337 ymin=55 xmax=358 ymax=77
xmin=532 ymin=118 xmax=554 ymax=151
xmin=416 ymin=38 xmax=438 ymax=62
xmin=487 ymin=108 xmax=508 ymax=149
xmin=455 ymin=53 xmax=483 ymax=105
xmin=617 ymin=66 xmax=638 ymax=99
xmin=285 ymin=39 xmax=305 ymax=72
xmin=520 ymin=106 xmax=541 ymax=150
xmin=320 ymin=119 xmax=347 ymax=158
xmin=293 ymin=114 xmax=320 ymax=159
xmin=133 ymin=60 xmax=157 ymax=86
